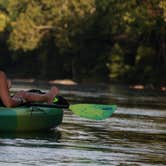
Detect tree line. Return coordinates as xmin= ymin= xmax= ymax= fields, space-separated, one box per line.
xmin=0 ymin=0 xmax=166 ymax=85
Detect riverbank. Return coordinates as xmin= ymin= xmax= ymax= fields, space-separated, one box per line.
xmin=11 ymin=78 xmax=166 ymax=92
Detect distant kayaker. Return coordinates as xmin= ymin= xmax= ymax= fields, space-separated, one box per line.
xmin=0 ymin=70 xmax=59 ymax=107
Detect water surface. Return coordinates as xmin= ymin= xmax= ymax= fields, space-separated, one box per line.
xmin=0 ymin=82 xmax=165 ymax=166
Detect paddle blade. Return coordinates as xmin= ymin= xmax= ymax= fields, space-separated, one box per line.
xmin=69 ymin=104 xmax=117 ymax=120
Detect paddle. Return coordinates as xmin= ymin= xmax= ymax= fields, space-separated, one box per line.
xmin=25 ymin=102 xmax=117 ymax=120
xmin=69 ymin=103 xmax=117 ymax=120
xmin=24 ymin=90 xmax=117 ymax=120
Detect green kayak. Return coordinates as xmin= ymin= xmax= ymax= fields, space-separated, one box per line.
xmin=0 ymin=106 xmax=63 ymax=132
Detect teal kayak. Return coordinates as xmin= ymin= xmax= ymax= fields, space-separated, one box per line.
xmin=0 ymin=106 xmax=63 ymax=132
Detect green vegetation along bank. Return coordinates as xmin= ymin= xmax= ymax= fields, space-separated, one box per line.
xmin=0 ymin=0 xmax=166 ymax=85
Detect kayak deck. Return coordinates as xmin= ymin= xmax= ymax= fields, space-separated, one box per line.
xmin=0 ymin=106 xmax=63 ymax=132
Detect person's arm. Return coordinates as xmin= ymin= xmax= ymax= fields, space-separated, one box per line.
xmin=0 ymin=71 xmax=22 ymax=107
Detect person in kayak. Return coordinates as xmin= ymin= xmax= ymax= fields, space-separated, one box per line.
xmin=0 ymin=70 xmax=59 ymax=107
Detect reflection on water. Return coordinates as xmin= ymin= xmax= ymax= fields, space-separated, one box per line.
xmin=0 ymin=81 xmax=165 ymax=166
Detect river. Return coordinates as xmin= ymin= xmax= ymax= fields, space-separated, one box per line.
xmin=0 ymin=81 xmax=165 ymax=166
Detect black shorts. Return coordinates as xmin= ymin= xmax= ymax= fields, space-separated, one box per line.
xmin=0 ymin=100 xmax=4 ymax=106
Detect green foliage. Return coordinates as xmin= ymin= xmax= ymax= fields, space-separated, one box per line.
xmin=0 ymin=12 xmax=8 ymax=32
xmin=159 ymin=0 xmax=166 ymax=21
xmin=108 ymin=44 xmax=124 ymax=79
xmin=136 ymin=46 xmax=155 ymax=65
xmin=7 ymin=0 xmax=95 ymax=51
xmin=95 ymin=0 xmax=166 ymax=83
xmin=0 ymin=0 xmax=165 ymax=84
